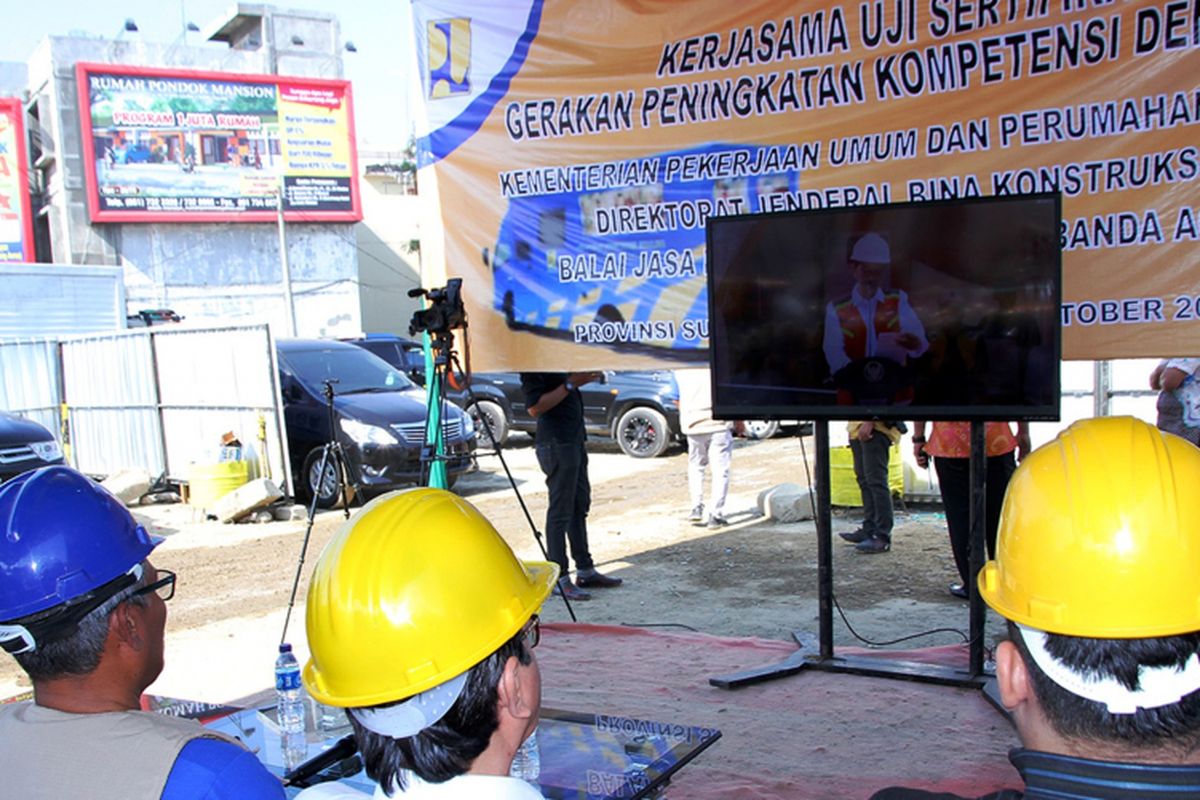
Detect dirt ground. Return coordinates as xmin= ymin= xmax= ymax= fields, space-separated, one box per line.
xmin=0 ymin=433 xmax=1003 ymax=697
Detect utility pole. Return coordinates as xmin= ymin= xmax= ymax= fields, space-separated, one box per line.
xmin=277 ymin=181 xmax=298 ymax=337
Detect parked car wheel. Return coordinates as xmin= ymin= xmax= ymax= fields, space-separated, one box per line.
xmin=615 ymin=406 xmax=670 ymax=458
xmin=302 ymin=447 xmax=346 ymax=509
xmin=470 ymin=400 xmax=508 ymax=447
xmin=742 ymin=420 xmax=780 ymax=440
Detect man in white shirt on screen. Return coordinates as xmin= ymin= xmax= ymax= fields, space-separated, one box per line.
xmin=822 ymin=232 xmax=928 ymax=384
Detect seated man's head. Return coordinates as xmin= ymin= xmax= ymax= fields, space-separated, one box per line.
xmin=979 ymin=416 xmax=1200 ymax=760
xmin=302 ymin=488 xmax=558 ymax=793
xmin=0 ymin=466 xmax=169 ymax=698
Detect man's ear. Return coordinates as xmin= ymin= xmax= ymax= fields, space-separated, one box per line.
xmin=496 ymin=656 xmax=536 ymax=721
xmin=996 ymin=639 xmax=1033 ymax=712
xmin=110 ymin=601 xmax=144 ymax=651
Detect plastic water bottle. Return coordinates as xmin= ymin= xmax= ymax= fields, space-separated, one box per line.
xmin=275 ymin=643 xmax=307 ymax=769
xmin=509 ymin=727 xmax=540 ymax=782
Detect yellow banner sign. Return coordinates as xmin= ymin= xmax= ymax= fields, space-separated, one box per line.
xmin=413 ymin=0 xmax=1200 ymax=368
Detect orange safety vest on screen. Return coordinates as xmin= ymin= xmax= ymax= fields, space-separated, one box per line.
xmin=834 ymin=292 xmax=903 ymax=362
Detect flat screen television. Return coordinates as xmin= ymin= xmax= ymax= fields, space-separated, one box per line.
xmin=706 ymin=193 xmax=1062 ymax=422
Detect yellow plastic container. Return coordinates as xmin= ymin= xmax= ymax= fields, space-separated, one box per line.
xmin=830 ymin=445 xmax=903 ymax=506
xmin=187 ymin=461 xmax=250 ymax=509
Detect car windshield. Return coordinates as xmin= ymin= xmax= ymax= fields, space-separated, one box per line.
xmin=284 ymin=346 xmax=417 ymax=394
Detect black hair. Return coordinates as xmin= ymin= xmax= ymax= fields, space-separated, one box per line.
xmin=1009 ymin=620 xmax=1200 ymax=752
xmin=350 ymin=627 xmax=533 ymax=794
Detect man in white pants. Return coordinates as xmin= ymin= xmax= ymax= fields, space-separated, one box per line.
xmin=674 ymin=368 xmax=738 ymax=529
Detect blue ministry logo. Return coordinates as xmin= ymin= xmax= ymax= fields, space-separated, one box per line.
xmin=427 ymin=18 xmax=471 ymax=99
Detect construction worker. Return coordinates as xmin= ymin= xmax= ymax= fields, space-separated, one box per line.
xmin=822 ymin=231 xmax=928 ymax=405
xmin=302 ymin=487 xmax=558 ymax=798
xmin=0 ymin=466 xmax=284 ymax=800
xmin=872 ymin=416 xmax=1200 ymax=798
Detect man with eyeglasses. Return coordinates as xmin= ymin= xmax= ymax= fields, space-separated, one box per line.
xmin=301 ymin=487 xmax=557 ymax=798
xmin=0 ymin=466 xmax=284 ymax=800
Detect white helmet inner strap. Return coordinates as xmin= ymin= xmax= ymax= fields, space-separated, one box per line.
xmin=349 ymin=671 xmax=468 ymax=738
xmin=1018 ymin=623 xmax=1200 ymax=715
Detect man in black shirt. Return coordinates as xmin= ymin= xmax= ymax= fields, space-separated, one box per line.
xmin=871 ymin=417 xmax=1200 ymax=800
xmin=520 ymin=372 xmax=624 ymax=601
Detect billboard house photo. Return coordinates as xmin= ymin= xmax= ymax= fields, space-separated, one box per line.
xmin=76 ymin=63 xmax=361 ymax=224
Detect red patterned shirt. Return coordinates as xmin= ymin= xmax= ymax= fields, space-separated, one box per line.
xmin=926 ymin=421 xmax=1018 ymax=458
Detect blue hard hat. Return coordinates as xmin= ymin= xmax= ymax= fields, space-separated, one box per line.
xmin=0 ymin=466 xmax=162 ymax=622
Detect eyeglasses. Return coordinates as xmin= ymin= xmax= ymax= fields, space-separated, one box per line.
xmin=520 ymin=615 xmax=540 ymax=650
xmin=131 ymin=570 xmax=176 ymax=602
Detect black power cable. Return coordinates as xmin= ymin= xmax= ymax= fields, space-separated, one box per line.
xmin=795 ymin=430 xmax=972 ymax=649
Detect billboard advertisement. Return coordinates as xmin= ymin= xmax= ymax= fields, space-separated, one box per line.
xmin=76 ymin=63 xmax=361 ymax=223
xmin=0 ymin=97 xmax=35 ymax=262
xmin=411 ymin=0 xmax=1200 ymax=368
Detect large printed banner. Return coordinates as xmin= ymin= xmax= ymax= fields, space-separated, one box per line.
xmin=0 ymin=98 xmax=35 ymax=262
xmin=76 ymin=63 xmax=361 ymax=223
xmin=412 ymin=0 xmax=1200 ymax=368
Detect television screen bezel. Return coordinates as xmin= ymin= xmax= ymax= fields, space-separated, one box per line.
xmin=705 ymin=192 xmax=1063 ymax=424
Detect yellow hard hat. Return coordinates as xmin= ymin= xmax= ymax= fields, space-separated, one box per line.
xmin=303 ymin=487 xmax=558 ymax=707
xmin=979 ymin=416 xmax=1200 ymax=638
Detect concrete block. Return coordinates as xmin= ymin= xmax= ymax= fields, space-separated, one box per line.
xmin=273 ymin=503 xmax=309 ymax=521
xmin=757 ymin=482 xmax=815 ymax=523
xmin=212 ymin=478 xmax=284 ymax=524
xmin=102 ymin=470 xmax=153 ymax=507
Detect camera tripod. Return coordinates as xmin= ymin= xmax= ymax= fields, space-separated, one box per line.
xmin=419 ymin=330 xmax=458 ymax=491
xmin=281 ymin=379 xmax=351 ymax=646
xmin=422 ymin=327 xmax=578 ymax=622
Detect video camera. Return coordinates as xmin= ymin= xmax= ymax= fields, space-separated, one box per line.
xmin=409 ymin=278 xmax=467 ymax=336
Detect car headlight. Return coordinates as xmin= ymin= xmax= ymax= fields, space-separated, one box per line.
xmin=30 ymin=440 xmax=62 ymax=461
xmin=340 ymin=418 xmax=398 ymax=445
xmin=461 ymin=410 xmax=476 ymax=437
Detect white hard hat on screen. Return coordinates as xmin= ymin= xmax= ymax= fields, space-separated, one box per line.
xmin=851 ymin=233 xmax=890 ymax=264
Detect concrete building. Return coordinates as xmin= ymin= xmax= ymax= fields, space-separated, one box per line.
xmin=7 ymin=4 xmax=421 ymax=338
xmin=357 ymin=148 xmax=425 ymax=335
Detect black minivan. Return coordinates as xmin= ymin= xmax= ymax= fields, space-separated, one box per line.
xmin=276 ymin=339 xmax=476 ymax=507
xmin=0 ymin=411 xmax=65 ymax=482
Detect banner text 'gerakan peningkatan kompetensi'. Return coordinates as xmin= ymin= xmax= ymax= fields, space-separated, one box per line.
xmin=412 ymin=0 xmax=1200 ymax=369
